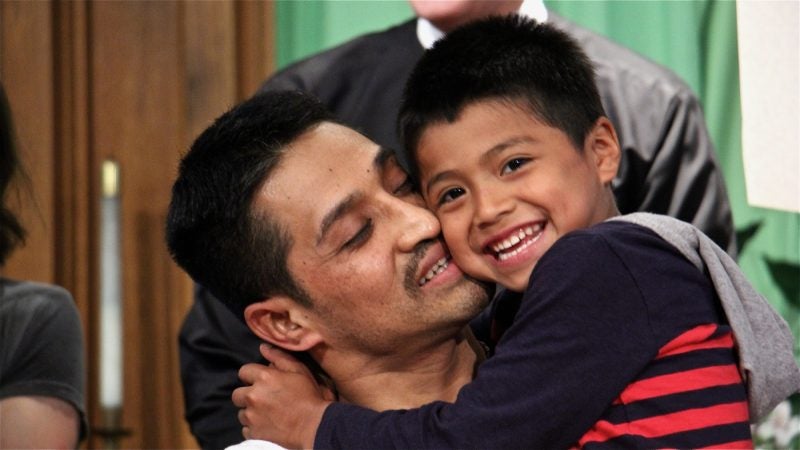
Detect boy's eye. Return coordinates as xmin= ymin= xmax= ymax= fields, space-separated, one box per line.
xmin=438 ymin=187 xmax=465 ymax=206
xmin=342 ymin=219 xmax=373 ymax=250
xmin=501 ymin=158 xmax=530 ymax=175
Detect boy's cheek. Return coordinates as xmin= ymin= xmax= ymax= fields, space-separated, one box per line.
xmin=446 ymin=238 xmax=495 ymax=284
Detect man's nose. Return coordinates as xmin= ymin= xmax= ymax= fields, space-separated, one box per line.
xmin=395 ymin=200 xmax=440 ymax=251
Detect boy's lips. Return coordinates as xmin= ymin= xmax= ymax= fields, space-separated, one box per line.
xmin=483 ymin=221 xmax=545 ymax=261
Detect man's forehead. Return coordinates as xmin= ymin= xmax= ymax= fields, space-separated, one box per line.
xmin=256 ymin=123 xmax=391 ymax=235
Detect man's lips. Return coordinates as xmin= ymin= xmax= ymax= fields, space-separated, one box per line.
xmin=418 ymin=255 xmax=451 ymax=286
xmin=483 ymin=222 xmax=544 ymax=261
xmin=416 ymin=241 xmax=453 ymax=287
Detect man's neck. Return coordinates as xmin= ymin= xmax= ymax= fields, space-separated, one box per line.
xmin=324 ymin=328 xmax=484 ymax=411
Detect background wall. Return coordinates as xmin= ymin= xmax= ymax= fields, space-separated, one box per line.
xmin=0 ymin=1 xmax=275 ymax=448
xmin=273 ymin=0 xmax=800 ymax=361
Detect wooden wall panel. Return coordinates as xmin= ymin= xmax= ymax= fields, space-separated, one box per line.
xmin=1 ymin=0 xmax=57 ymax=283
xmin=0 ymin=1 xmax=275 ymax=448
xmin=89 ymin=2 xmax=189 ymax=447
xmin=52 ymin=0 xmax=95 ymax=428
xmin=184 ymin=1 xmax=237 ymax=139
xmin=236 ymin=1 xmax=276 ymax=98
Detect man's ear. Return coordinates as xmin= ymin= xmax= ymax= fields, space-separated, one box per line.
xmin=585 ymin=117 xmax=621 ymax=185
xmin=244 ymin=296 xmax=324 ymax=352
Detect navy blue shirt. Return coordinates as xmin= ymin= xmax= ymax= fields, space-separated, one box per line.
xmin=316 ymin=222 xmax=750 ymax=449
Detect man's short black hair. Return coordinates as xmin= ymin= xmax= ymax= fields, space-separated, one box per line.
xmin=399 ymin=15 xmax=605 ymax=180
xmin=166 ymin=90 xmax=333 ymax=317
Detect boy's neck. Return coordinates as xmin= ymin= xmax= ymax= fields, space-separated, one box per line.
xmin=325 ymin=327 xmax=484 ymax=411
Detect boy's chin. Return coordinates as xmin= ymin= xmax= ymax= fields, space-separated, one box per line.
xmin=495 ymin=274 xmax=531 ymax=293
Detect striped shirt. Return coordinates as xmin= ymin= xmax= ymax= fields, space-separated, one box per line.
xmin=317 ymin=221 xmax=754 ymax=449
xmin=578 ymin=324 xmax=751 ymax=448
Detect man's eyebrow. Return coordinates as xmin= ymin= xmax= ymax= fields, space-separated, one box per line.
xmin=317 ymin=192 xmax=362 ymax=246
xmin=424 ymin=136 xmax=534 ymax=195
xmin=316 ymin=146 xmax=392 ymax=246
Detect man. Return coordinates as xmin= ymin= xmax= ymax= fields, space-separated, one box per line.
xmin=166 ymin=90 xmax=493 ymax=447
xmin=167 ymin=92 xmax=490 ymax=448
xmin=179 ymin=1 xmax=736 ymax=447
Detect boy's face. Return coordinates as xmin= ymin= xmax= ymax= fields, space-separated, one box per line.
xmin=416 ymin=99 xmax=620 ymax=292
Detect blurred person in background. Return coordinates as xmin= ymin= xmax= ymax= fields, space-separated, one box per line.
xmin=0 ymin=84 xmax=87 ymax=449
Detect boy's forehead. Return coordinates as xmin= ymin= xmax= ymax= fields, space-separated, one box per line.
xmin=416 ymin=98 xmax=537 ymax=144
xmin=417 ymin=99 xmax=541 ymax=148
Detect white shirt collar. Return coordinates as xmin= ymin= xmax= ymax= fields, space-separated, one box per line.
xmin=416 ymin=0 xmax=548 ymax=49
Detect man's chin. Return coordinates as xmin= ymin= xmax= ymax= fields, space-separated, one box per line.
xmin=450 ymin=275 xmax=493 ymax=315
xmin=465 ymin=275 xmax=494 ymax=305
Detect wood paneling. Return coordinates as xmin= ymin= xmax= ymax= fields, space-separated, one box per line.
xmin=1 ymin=0 xmax=57 ymax=283
xmin=0 ymin=1 xmax=275 ymax=448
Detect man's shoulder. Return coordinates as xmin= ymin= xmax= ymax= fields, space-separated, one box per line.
xmin=262 ymin=19 xmax=419 ymax=93
xmin=548 ymin=13 xmax=694 ymax=100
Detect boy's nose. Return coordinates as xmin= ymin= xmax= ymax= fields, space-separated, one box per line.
xmin=473 ymin=185 xmax=514 ymax=229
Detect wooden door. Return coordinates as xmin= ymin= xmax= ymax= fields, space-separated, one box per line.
xmin=0 ymin=1 xmax=275 ymax=448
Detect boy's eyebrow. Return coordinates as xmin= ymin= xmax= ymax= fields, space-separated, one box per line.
xmin=424 ymin=136 xmax=535 ymax=195
xmin=478 ymin=136 xmax=535 ymax=165
xmin=316 ymin=147 xmax=387 ymax=246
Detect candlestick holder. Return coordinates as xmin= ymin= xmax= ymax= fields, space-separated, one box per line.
xmin=92 ymin=406 xmax=130 ymax=449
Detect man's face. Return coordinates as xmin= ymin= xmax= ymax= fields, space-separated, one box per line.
xmin=256 ymin=122 xmax=491 ymax=359
xmin=409 ymin=0 xmax=522 ymax=32
xmin=417 ymin=100 xmax=618 ymax=292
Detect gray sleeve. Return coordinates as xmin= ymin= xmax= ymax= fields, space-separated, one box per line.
xmin=0 ymin=282 xmax=87 ymax=439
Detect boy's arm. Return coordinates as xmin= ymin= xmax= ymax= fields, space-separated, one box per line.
xmin=240 ymin=234 xmax=657 ymax=448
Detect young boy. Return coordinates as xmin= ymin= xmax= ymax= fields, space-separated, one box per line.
xmin=237 ymin=16 xmax=800 ymax=449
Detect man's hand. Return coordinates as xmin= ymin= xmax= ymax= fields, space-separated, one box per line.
xmin=233 ymin=344 xmax=333 ymax=449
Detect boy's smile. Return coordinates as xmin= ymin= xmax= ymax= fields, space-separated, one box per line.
xmin=485 ymin=221 xmax=544 ymax=262
xmin=417 ymin=99 xmax=620 ymax=292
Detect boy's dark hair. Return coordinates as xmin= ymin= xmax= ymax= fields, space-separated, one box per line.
xmin=0 ymin=85 xmax=27 ymax=266
xmin=166 ymin=90 xmax=333 ymax=317
xmin=399 ymin=15 xmax=605 ymax=180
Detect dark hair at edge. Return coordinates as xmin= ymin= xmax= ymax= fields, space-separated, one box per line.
xmin=166 ymin=90 xmax=333 ymax=319
xmin=399 ymin=15 xmax=606 ymax=181
xmin=0 ymin=85 xmax=27 ymax=266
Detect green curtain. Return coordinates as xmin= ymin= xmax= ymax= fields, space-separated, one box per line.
xmin=275 ymin=0 xmax=413 ymax=69
xmin=273 ymin=0 xmax=800 ymax=360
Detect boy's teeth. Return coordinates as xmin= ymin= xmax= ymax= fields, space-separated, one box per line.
xmin=491 ymin=224 xmax=543 ymax=258
xmin=419 ymin=257 xmax=449 ymax=286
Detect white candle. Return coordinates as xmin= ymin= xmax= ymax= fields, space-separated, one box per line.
xmin=100 ymin=160 xmax=123 ymax=409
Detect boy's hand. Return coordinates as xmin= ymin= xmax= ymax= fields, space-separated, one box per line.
xmin=233 ymin=344 xmax=333 ymax=449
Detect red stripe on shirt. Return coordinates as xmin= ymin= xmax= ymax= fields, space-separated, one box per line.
xmin=578 ymin=401 xmax=750 ymax=445
xmin=701 ymin=439 xmax=753 ymax=449
xmin=657 ymin=324 xmax=735 ymax=359
xmin=619 ymin=364 xmax=743 ymax=403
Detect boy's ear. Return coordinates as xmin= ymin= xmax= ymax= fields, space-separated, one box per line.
xmin=586 ymin=117 xmax=621 ymax=185
xmin=244 ymin=297 xmax=324 ymax=352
